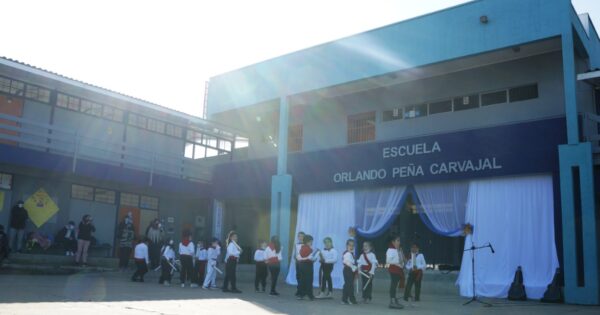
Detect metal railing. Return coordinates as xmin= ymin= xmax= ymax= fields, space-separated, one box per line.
xmin=0 ymin=113 xmax=214 ymax=184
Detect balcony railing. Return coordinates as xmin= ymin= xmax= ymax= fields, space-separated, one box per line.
xmin=0 ymin=113 xmax=213 ymax=183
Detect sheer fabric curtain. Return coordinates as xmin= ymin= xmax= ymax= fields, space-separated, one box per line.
xmin=354 ymin=186 xmax=407 ymax=237
xmin=413 ymin=181 xmax=469 ymax=236
xmin=286 ymin=190 xmax=355 ymax=288
xmin=457 ymin=175 xmax=559 ymax=299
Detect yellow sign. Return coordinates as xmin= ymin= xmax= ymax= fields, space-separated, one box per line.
xmin=24 ymin=188 xmax=59 ymax=227
xmin=0 ymin=191 xmax=4 ymax=212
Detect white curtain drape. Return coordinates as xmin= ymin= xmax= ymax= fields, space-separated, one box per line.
xmin=286 ymin=190 xmax=355 ymax=289
xmin=414 ymin=181 xmax=469 ymax=236
xmin=457 ymin=175 xmax=559 ymax=299
xmin=354 ymin=186 xmax=407 ymax=237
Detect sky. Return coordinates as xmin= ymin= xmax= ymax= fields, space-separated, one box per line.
xmin=1 ymin=0 xmax=599 ymax=118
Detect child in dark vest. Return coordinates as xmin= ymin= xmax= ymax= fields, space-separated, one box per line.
xmin=296 ymin=234 xmax=317 ymax=300
xmin=341 ymin=239 xmax=358 ymax=305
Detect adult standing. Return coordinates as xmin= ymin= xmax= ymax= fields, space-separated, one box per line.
xmin=145 ymin=219 xmax=164 ymax=269
xmin=9 ymin=200 xmax=28 ymax=253
xmin=117 ymin=212 xmax=135 ymax=270
xmin=75 ymin=214 xmax=95 ymax=266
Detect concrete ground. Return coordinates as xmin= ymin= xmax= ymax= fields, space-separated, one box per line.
xmin=0 ymin=267 xmax=598 ymax=315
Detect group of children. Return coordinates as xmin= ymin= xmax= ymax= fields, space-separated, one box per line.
xmin=128 ymin=229 xmax=426 ymax=309
xmin=130 ymin=230 xmax=285 ymax=296
xmin=292 ymin=231 xmax=426 ymax=309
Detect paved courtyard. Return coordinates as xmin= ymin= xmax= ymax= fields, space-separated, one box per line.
xmin=0 ymin=268 xmax=598 ymax=315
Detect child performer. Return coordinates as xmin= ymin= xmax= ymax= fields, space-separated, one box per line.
xmin=386 ymin=236 xmax=406 ymax=309
xmin=296 ymin=234 xmax=317 ymax=300
xmin=222 ymin=231 xmax=242 ymax=293
xmin=202 ymin=238 xmax=221 ymax=289
xmin=179 ymin=231 xmax=195 ymax=288
xmin=131 ymin=237 xmax=150 ymax=282
xmin=254 ymin=240 xmax=268 ymax=292
xmin=159 ymin=239 xmax=175 ymax=286
xmin=195 ymin=240 xmax=208 ymax=287
xmin=357 ymin=241 xmax=378 ymax=304
xmin=404 ymin=243 xmax=426 ymax=302
xmin=294 ymin=231 xmax=306 ymax=297
xmin=0 ymin=225 xmax=8 ymax=263
xmin=265 ymin=235 xmax=283 ymax=296
xmin=341 ymin=239 xmax=358 ymax=305
xmin=316 ymin=237 xmax=337 ymax=299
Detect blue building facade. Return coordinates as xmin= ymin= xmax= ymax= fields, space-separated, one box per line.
xmin=207 ymin=0 xmax=600 ymax=304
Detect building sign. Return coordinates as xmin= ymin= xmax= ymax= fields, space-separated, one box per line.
xmin=213 ymin=118 xmax=567 ymax=197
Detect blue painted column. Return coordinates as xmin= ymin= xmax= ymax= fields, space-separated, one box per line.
xmin=270 ymin=96 xmax=293 ymax=272
xmin=558 ymin=28 xmax=600 ymax=305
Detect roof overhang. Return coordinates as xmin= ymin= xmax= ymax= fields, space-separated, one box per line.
xmin=578 ymin=70 xmax=600 ymax=87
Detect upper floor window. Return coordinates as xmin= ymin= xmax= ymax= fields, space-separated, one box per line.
xmin=288 ymin=125 xmax=303 ymax=152
xmin=509 ymin=84 xmax=538 ymax=103
xmin=348 ymin=111 xmax=376 ymax=144
xmin=0 ymin=172 xmax=13 ymax=190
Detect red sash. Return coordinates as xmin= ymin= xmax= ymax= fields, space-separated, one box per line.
xmin=360 ymin=252 xmax=372 ymax=272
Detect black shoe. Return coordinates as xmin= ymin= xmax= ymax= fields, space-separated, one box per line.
xmin=415 ymin=298 xmax=420 ymax=302
xmin=222 ymin=288 xmax=231 ymax=293
xmin=269 ymin=291 xmax=279 ymax=296
xmin=139 ymin=278 xmax=144 ymax=282
xmin=403 ymin=297 xmax=409 ymax=302
xmin=308 ymin=296 xmax=315 ymax=301
xmin=131 ymin=278 xmax=138 ymax=282
xmin=231 ymin=289 xmax=242 ymax=294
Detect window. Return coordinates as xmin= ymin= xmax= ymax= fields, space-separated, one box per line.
xmin=382 ymin=108 xmax=403 ymax=122
xmin=234 ymin=137 xmax=249 ymax=149
xmin=194 ymin=144 xmax=207 ymax=159
xmin=120 ymin=192 xmax=140 ymax=207
xmin=453 ymin=94 xmax=479 ymax=111
xmin=429 ymin=100 xmax=452 ymax=114
xmin=184 ymin=142 xmax=195 ymax=158
xmin=128 ymin=113 xmax=147 ymax=129
xmin=10 ymin=81 xmax=25 ymax=96
xmin=80 ymin=100 xmax=102 ymax=116
xmin=481 ymin=90 xmax=507 ymax=106
xmin=509 ymin=84 xmax=538 ymax=102
xmin=348 ymin=111 xmax=376 ymax=144
xmin=94 ymin=188 xmax=116 ymax=204
xmin=67 ymin=95 xmax=80 ymax=111
xmin=71 ymin=184 xmax=94 ymax=201
xmin=166 ymin=124 xmax=183 ymax=138
xmin=288 ymin=125 xmax=303 ymax=152
xmin=218 ymin=139 xmax=232 ymax=151
xmin=57 ymin=93 xmax=69 ymax=108
xmin=140 ymin=195 xmax=159 ymax=210
xmin=25 ymin=85 xmax=51 ymax=103
xmin=102 ymin=106 xmax=124 ymax=122
xmin=0 ymin=173 xmax=13 ymax=190
xmin=0 ymin=77 xmax=11 ymax=93
xmin=403 ymin=104 xmax=427 ymax=119
xmin=147 ymin=118 xmax=165 ymax=133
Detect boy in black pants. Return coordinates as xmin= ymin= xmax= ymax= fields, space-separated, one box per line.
xmin=404 ymin=243 xmax=426 ymax=302
xmin=341 ymin=239 xmax=358 ymax=305
xmin=254 ymin=240 xmax=268 ymax=292
xmin=296 ymin=234 xmax=317 ymax=300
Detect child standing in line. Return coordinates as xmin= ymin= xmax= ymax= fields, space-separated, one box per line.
xmin=294 ymin=231 xmax=306 ymax=297
xmin=159 ymin=239 xmax=176 ymax=286
xmin=341 ymin=239 xmax=358 ymax=305
xmin=254 ymin=240 xmax=268 ymax=292
xmin=404 ymin=243 xmax=426 ymax=302
xmin=296 ymin=234 xmax=317 ymax=301
xmin=316 ymin=237 xmax=337 ymax=299
xmin=357 ymin=241 xmax=378 ymax=304
xmin=386 ymin=236 xmax=406 ymax=309
xmin=265 ymin=235 xmax=283 ymax=296
xmin=131 ymin=237 xmax=150 ymax=282
xmin=222 ymin=231 xmax=242 ymax=293
xmin=195 ymin=240 xmax=208 ymax=287
xmin=202 ymin=238 xmax=221 ymax=289
xmin=179 ymin=231 xmax=195 ymax=288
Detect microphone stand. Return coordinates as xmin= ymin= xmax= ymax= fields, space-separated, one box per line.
xmin=463 ymin=241 xmax=493 ymax=307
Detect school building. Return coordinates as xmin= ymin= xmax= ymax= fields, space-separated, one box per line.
xmin=0 ymin=56 xmax=249 ymax=257
xmin=205 ymin=0 xmax=600 ymax=305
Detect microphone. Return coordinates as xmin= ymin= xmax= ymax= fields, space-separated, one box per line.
xmin=489 ymin=243 xmax=495 ymax=254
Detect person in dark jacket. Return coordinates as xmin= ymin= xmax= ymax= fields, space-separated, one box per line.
xmin=0 ymin=224 xmax=8 ymax=262
xmin=75 ymin=214 xmax=96 ymax=266
xmin=9 ymin=200 xmax=28 ymax=253
xmin=117 ymin=212 xmax=135 ymax=270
